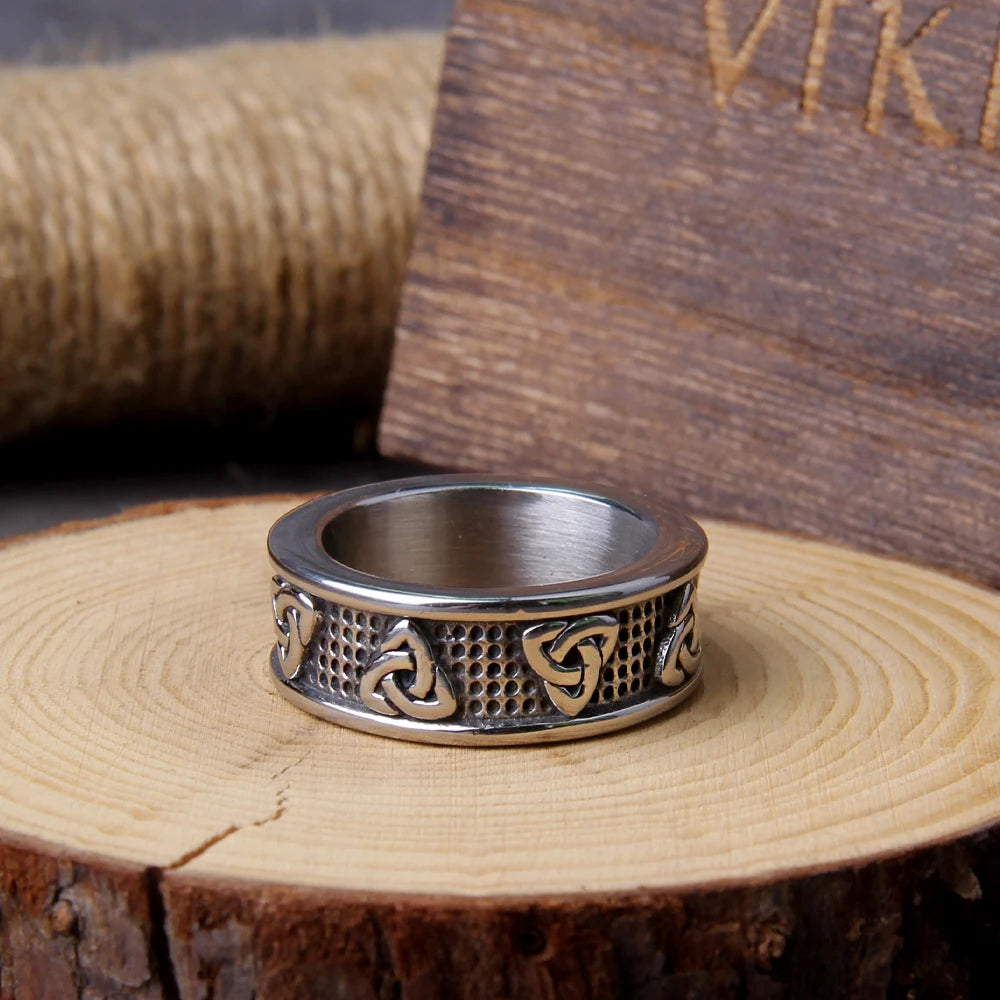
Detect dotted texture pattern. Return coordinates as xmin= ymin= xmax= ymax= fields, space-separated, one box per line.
xmin=288 ymin=588 xmax=676 ymax=726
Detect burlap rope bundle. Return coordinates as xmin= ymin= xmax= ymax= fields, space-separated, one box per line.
xmin=0 ymin=34 xmax=443 ymax=439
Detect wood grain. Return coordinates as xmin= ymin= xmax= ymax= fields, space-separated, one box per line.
xmin=1 ymin=499 xmax=1000 ymax=995
xmin=379 ymin=0 xmax=1000 ymax=587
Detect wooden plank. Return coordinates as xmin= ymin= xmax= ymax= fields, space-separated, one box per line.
xmin=380 ymin=0 xmax=1000 ymax=586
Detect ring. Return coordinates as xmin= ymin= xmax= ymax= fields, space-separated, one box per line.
xmin=267 ymin=475 xmax=708 ymax=745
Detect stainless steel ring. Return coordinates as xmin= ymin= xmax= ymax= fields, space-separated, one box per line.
xmin=267 ymin=475 xmax=708 ymax=745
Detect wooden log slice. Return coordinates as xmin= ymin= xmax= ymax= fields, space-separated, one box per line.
xmin=0 ymin=498 xmax=998 ymax=998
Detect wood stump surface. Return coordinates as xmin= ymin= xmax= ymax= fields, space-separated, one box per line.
xmin=0 ymin=497 xmax=999 ymax=998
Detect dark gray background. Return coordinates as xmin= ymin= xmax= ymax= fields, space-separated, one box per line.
xmin=0 ymin=1 xmax=449 ymax=538
xmin=0 ymin=1 xmax=453 ymax=62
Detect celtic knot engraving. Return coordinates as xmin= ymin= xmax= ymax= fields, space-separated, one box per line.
xmin=655 ymin=581 xmax=702 ymax=687
xmin=522 ymin=616 xmax=618 ymax=717
xmin=272 ymin=577 xmax=318 ymax=681
xmin=360 ymin=619 xmax=457 ymax=721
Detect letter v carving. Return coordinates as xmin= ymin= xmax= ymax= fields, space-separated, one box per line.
xmin=704 ymin=0 xmax=785 ymax=109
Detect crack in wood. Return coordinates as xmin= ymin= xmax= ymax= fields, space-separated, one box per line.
xmin=145 ymin=867 xmax=181 ymax=1000
xmin=164 ymin=825 xmax=242 ymax=873
xmin=164 ymin=791 xmax=289 ymax=873
xmin=272 ymin=750 xmax=310 ymax=781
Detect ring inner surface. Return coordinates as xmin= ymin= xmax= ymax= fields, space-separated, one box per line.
xmin=320 ymin=485 xmax=657 ymax=591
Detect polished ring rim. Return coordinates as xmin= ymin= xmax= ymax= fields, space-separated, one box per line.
xmin=267 ymin=474 xmax=708 ymax=619
xmin=269 ymin=649 xmax=704 ymax=745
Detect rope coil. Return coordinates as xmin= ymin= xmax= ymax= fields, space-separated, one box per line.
xmin=0 ymin=34 xmax=442 ymax=438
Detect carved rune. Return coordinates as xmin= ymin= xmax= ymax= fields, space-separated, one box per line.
xmin=522 ymin=616 xmax=619 ymax=717
xmin=655 ymin=581 xmax=703 ymax=688
xmin=272 ymin=578 xmax=318 ymax=681
xmin=360 ymin=619 xmax=457 ymax=721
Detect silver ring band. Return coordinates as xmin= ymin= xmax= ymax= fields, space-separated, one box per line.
xmin=267 ymin=475 xmax=708 ymax=745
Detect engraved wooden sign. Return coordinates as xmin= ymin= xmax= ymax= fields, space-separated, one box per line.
xmin=380 ymin=0 xmax=1000 ymax=587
